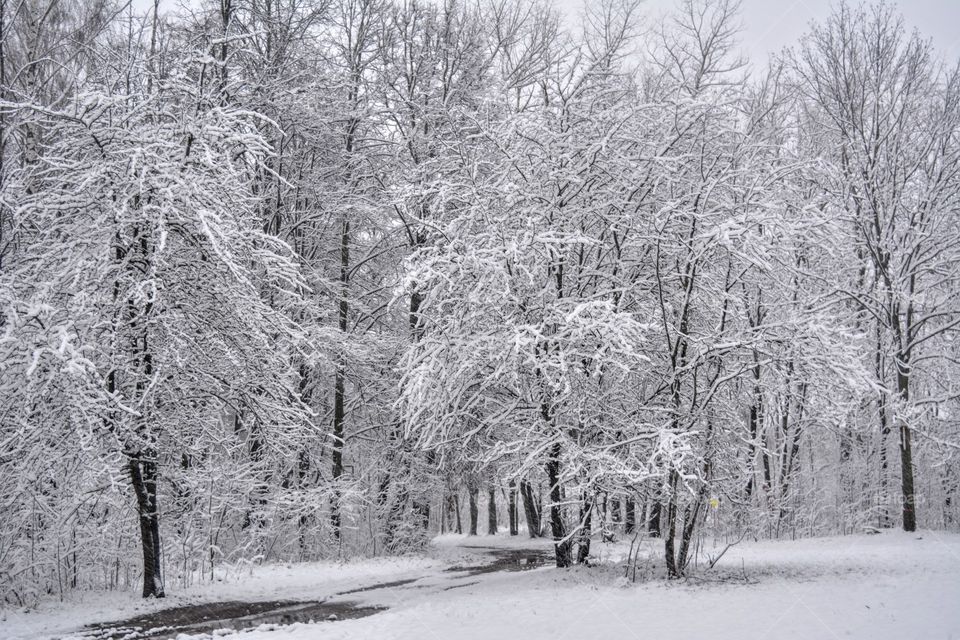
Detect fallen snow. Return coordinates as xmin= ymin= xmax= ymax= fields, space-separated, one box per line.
xmin=0 ymin=555 xmax=441 ymax=640
xmin=4 ymin=530 xmax=960 ymax=640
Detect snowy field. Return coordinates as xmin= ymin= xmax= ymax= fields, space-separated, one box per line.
xmin=4 ymin=530 xmax=960 ymax=640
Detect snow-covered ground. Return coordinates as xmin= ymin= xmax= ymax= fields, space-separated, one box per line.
xmin=4 ymin=530 xmax=960 ymax=640
xmin=0 ymin=555 xmax=442 ymax=640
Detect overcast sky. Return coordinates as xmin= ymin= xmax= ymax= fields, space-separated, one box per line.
xmin=133 ymin=0 xmax=960 ymax=67
xmin=554 ymin=0 xmax=960 ymax=67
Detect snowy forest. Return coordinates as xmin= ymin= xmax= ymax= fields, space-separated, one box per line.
xmin=1 ymin=0 xmax=960 ymax=616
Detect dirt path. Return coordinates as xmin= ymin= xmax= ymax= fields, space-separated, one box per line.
xmin=71 ymin=547 xmax=552 ymax=640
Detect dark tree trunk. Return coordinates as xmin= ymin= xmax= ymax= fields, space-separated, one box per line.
xmin=576 ymin=493 xmax=592 ymax=564
xmin=778 ymin=382 xmax=807 ymax=526
xmin=648 ymin=501 xmax=661 ymax=538
xmin=601 ymin=493 xmax=608 ymax=534
xmin=125 ymin=229 xmax=163 ymax=597
xmin=545 ymin=443 xmax=572 ymax=567
xmin=454 ymin=493 xmax=463 ymax=534
xmin=663 ymin=470 xmax=679 ymax=578
xmin=520 ymin=480 xmax=541 ymax=537
xmin=331 ymin=366 xmax=345 ymax=538
xmin=508 ymin=480 xmax=519 ymax=536
xmin=874 ymin=326 xmax=894 ymax=529
xmin=409 ymin=286 xmax=424 ymax=339
xmin=468 ymin=485 xmax=479 ymax=536
xmin=487 ymin=485 xmax=498 ymax=535
xmin=376 ymin=469 xmax=391 ymax=512
xmin=745 ymin=354 xmax=765 ymax=500
xmin=879 ymin=389 xmax=892 ymax=527
xmin=677 ymin=484 xmax=707 ymax=574
xmin=297 ymin=449 xmax=312 ymax=557
xmin=440 ymin=497 xmax=447 ymax=534
xmin=896 ymin=358 xmax=916 ymax=531
xmin=129 ymin=453 xmax=164 ymax=598
xmin=411 ymin=451 xmax=435 ymax=532
xmin=625 ymin=497 xmax=636 ymax=534
xmin=443 ymin=493 xmax=456 ymax=534
xmin=943 ymin=466 xmax=956 ymax=527
xmin=217 ymin=0 xmax=231 ymax=101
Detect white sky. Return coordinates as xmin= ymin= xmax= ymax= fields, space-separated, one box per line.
xmin=131 ymin=0 xmax=960 ymax=67
xmin=554 ymin=0 xmax=960 ymax=67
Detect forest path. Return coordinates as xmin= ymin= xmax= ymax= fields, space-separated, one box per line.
xmin=69 ymin=546 xmax=553 ymax=640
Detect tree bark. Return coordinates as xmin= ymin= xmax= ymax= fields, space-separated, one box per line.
xmin=625 ymin=497 xmax=636 ymax=534
xmin=576 ymin=493 xmax=592 ymax=564
xmin=129 ymin=453 xmax=164 ymax=598
xmin=878 ymin=389 xmax=892 ymax=527
xmin=508 ymin=480 xmax=519 ymax=535
xmin=677 ymin=482 xmax=707 ymax=574
xmin=610 ymin=496 xmax=621 ymax=527
xmin=545 ymin=443 xmax=571 ymax=567
xmin=874 ymin=325 xmax=894 ymax=529
xmin=443 ymin=493 xmax=457 ymax=534
xmin=745 ymin=353 xmax=766 ymax=500
xmin=520 ymin=480 xmax=541 ymax=537
xmin=896 ymin=358 xmax=917 ymax=531
xmin=468 ymin=485 xmax=479 ymax=536
xmin=663 ymin=470 xmax=680 ymax=578
xmin=453 ymin=493 xmax=462 ymax=534
xmin=328 ymin=393 xmax=344 ymax=535
xmin=487 ymin=485 xmax=498 ymax=535
xmin=297 ymin=449 xmax=311 ymax=557
xmin=217 ymin=0 xmax=231 ymax=101
xmin=648 ymin=500 xmax=661 ymax=538
xmin=778 ymin=381 xmax=807 ymax=526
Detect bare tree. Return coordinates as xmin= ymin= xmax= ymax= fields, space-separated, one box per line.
xmin=795 ymin=3 xmax=960 ymax=531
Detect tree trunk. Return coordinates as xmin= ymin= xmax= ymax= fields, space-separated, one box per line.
xmin=487 ymin=485 xmax=498 ymax=535
xmin=443 ymin=493 xmax=457 ymax=534
xmin=677 ymin=483 xmax=707 ymax=574
xmin=874 ymin=325 xmax=894 ymax=529
xmin=330 ymin=219 xmax=348 ymax=540
xmin=454 ymin=493 xmax=462 ymax=534
xmin=520 ymin=480 xmax=541 ymax=537
xmin=329 ymin=391 xmax=344 ymax=538
xmin=217 ymin=0 xmax=231 ymax=100
xmin=468 ymin=485 xmax=479 ymax=536
xmin=778 ymin=382 xmax=806 ymax=526
xmin=508 ymin=480 xmax=519 ymax=535
xmin=625 ymin=497 xmax=636 ymax=534
xmin=664 ymin=470 xmax=680 ymax=578
xmin=943 ymin=466 xmax=956 ymax=527
xmin=879 ymin=389 xmax=892 ymax=528
xmin=127 ymin=228 xmax=163 ymax=596
xmin=437 ymin=488 xmax=460 ymax=536
xmin=896 ymin=358 xmax=917 ymax=531
xmin=648 ymin=500 xmax=661 ymax=538
xmin=545 ymin=443 xmax=572 ymax=567
xmin=745 ymin=354 xmax=765 ymax=500
xmin=576 ymin=493 xmax=592 ymax=564
xmin=129 ymin=453 xmax=164 ymax=598
xmin=297 ymin=449 xmax=311 ymax=557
